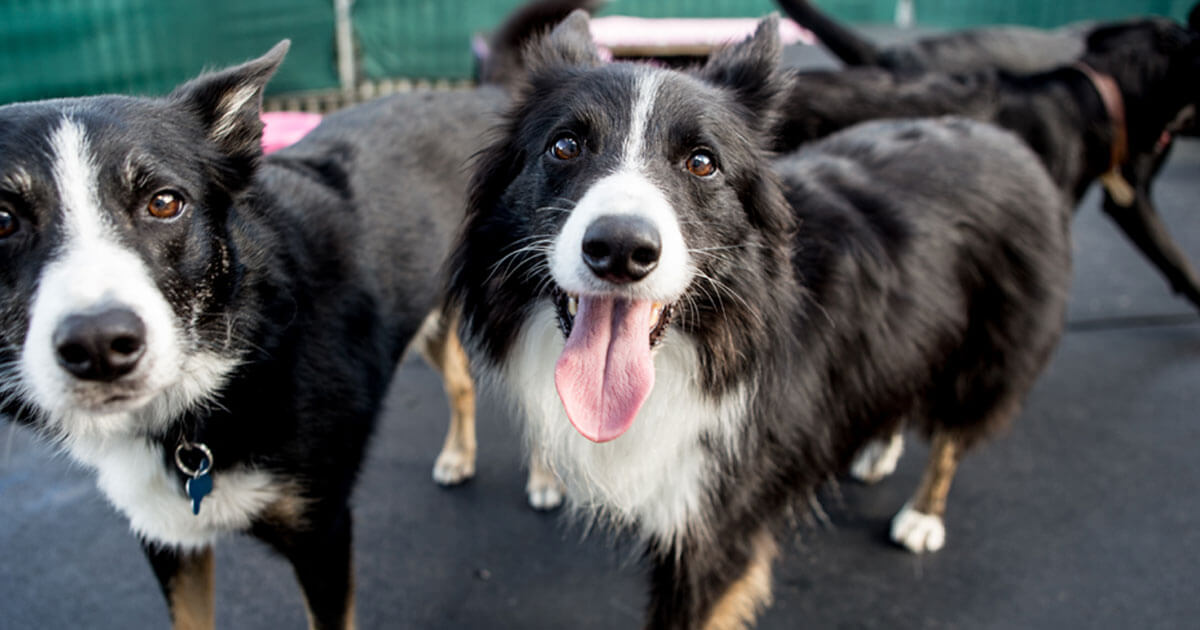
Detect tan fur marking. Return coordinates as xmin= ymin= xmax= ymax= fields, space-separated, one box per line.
xmin=169 ymin=547 xmax=215 ymax=630
xmin=911 ymin=430 xmax=962 ymax=517
xmin=344 ymin=580 xmax=357 ymax=630
xmin=299 ymin=569 xmax=356 ymax=630
xmin=703 ymin=530 xmax=778 ymax=630
xmin=260 ymin=484 xmax=312 ymax=532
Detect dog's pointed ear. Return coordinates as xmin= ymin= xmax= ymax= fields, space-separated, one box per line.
xmin=1189 ymin=2 xmax=1200 ymax=32
xmin=526 ymin=9 xmax=602 ymax=72
xmin=699 ymin=16 xmax=787 ymax=125
xmin=170 ymin=40 xmax=290 ymax=159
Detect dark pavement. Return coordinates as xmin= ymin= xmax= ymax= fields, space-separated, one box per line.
xmin=3 ymin=37 xmax=1200 ymax=629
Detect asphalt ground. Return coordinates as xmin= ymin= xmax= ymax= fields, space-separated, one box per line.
xmin=3 ymin=35 xmax=1200 ymax=629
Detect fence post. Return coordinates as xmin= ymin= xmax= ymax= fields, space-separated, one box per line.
xmin=334 ymin=0 xmax=357 ymax=96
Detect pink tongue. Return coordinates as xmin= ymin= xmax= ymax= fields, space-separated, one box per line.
xmin=554 ymin=296 xmax=655 ymax=443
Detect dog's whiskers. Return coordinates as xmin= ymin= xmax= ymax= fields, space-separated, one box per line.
xmin=485 ymin=237 xmax=555 ymax=288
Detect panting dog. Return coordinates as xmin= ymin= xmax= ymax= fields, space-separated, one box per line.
xmin=447 ymin=12 xmax=1073 ymax=628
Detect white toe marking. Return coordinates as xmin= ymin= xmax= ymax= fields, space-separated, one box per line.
xmin=525 ymin=463 xmax=565 ymax=511
xmin=850 ymin=433 xmax=904 ymax=484
xmin=526 ymin=481 xmax=564 ymax=511
xmin=890 ymin=501 xmax=945 ymax=553
xmin=432 ymin=448 xmax=476 ymax=486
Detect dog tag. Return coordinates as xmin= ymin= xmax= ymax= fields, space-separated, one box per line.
xmin=186 ymin=465 xmax=212 ymax=515
xmin=175 ymin=441 xmax=215 ymax=516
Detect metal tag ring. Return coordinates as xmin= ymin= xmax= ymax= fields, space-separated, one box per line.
xmin=174 ymin=441 xmax=214 ymax=477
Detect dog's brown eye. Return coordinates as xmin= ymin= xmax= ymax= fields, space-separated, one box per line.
xmin=147 ymin=191 xmax=184 ymax=219
xmin=551 ymin=135 xmax=581 ymax=161
xmin=0 ymin=208 xmax=16 ymax=238
xmin=686 ymin=151 xmax=717 ymax=178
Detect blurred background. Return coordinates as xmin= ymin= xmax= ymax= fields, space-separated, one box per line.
xmin=0 ymin=1 xmax=1194 ymax=110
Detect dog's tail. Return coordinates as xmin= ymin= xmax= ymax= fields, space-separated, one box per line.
xmin=776 ymin=0 xmax=882 ymax=66
xmin=480 ymin=0 xmax=604 ymax=87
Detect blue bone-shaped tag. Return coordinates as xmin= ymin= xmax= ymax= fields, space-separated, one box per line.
xmin=185 ymin=464 xmax=213 ymax=515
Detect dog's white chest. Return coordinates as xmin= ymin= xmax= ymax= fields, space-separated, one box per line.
xmin=503 ymin=308 xmax=747 ymax=545
xmin=65 ymin=431 xmax=280 ymax=550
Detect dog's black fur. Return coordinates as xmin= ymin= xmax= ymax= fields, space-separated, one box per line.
xmin=0 ymin=1 xmax=589 ymax=626
xmin=774 ymin=14 xmax=1200 ymax=310
xmin=448 ymin=13 xmax=1073 ymax=628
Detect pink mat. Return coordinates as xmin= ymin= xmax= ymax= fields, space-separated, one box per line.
xmin=474 ymin=16 xmax=813 ymax=65
xmin=261 ymin=111 xmax=323 ymax=154
xmin=589 ymin=16 xmax=813 ymax=53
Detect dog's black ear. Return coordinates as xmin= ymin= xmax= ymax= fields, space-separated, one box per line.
xmin=699 ymin=16 xmax=788 ymax=124
xmin=170 ymin=40 xmax=290 ymax=160
xmin=1190 ymin=2 xmax=1200 ymax=32
xmin=525 ymin=9 xmax=603 ymax=72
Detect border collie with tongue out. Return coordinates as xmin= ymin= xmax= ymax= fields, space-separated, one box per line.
xmin=448 ymin=11 xmax=1072 ymax=629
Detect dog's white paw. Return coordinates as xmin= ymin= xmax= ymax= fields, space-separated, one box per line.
xmin=432 ymin=448 xmax=476 ymax=486
xmin=526 ymin=472 xmax=565 ymax=511
xmin=890 ymin=502 xmax=945 ymax=553
xmin=850 ymin=433 xmax=904 ymax=484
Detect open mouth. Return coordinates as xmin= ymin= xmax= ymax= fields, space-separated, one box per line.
xmin=551 ymin=287 xmax=676 ymax=444
xmin=552 ymin=287 xmax=674 ymax=348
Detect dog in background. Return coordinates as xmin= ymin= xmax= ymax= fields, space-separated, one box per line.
xmin=447 ymin=12 xmax=1073 ymax=627
xmin=775 ymin=0 xmax=1200 ymax=312
xmin=771 ymin=4 xmax=1200 ymax=493
xmin=0 ymin=0 xmax=589 ymax=626
xmin=778 ymin=0 xmax=1091 ymax=73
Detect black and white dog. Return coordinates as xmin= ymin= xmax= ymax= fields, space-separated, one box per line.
xmin=0 ymin=0 xmax=592 ymax=624
xmin=448 ymin=12 xmax=1073 ymax=629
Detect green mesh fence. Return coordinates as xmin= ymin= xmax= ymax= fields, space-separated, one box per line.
xmin=0 ymin=0 xmax=336 ymax=104
xmin=0 ymin=1 xmax=1195 ymax=104
xmin=885 ymin=0 xmax=1194 ymax=28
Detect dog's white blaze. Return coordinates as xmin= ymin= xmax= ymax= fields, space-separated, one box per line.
xmin=20 ymin=118 xmax=206 ymax=434
xmin=622 ymin=71 xmax=662 ymax=168
xmin=550 ymin=73 xmax=690 ymax=300
xmin=68 ymin=435 xmax=283 ymax=550
xmin=501 ymin=306 xmax=748 ymax=546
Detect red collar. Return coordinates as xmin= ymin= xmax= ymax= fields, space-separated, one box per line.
xmin=1074 ymin=62 xmax=1134 ymax=206
xmin=1073 ymin=61 xmax=1129 ymax=172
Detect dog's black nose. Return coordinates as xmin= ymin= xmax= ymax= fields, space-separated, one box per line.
xmin=581 ymin=215 xmax=662 ymax=283
xmin=53 ymin=308 xmax=147 ymax=382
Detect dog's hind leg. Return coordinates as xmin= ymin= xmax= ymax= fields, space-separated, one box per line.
xmin=648 ymin=527 xmax=778 ymax=630
xmin=419 ymin=310 xmax=479 ymax=486
xmin=849 ymin=431 xmax=904 ymax=484
xmin=143 ymin=543 xmax=215 ymax=630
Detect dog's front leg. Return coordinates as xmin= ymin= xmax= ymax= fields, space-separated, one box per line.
xmin=256 ymin=506 xmax=356 ymax=630
xmin=1101 ymin=156 xmax=1200 ymax=311
xmin=646 ymin=526 xmax=778 ymax=630
xmin=142 ymin=542 xmax=215 ymax=630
